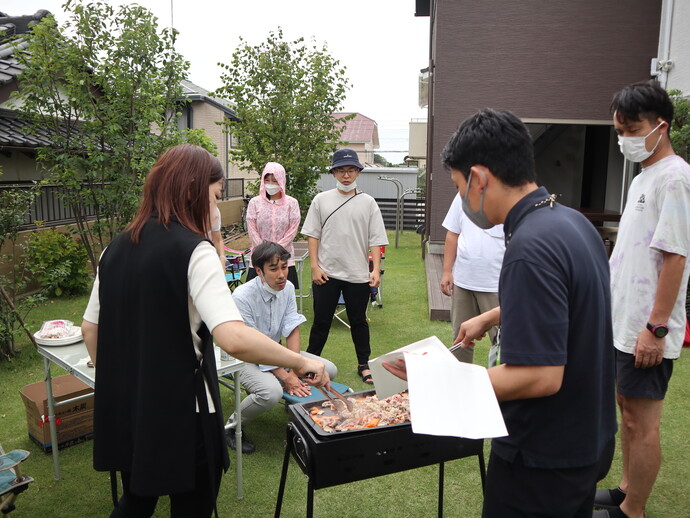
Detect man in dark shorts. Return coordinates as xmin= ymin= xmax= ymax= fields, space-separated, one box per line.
xmin=385 ymin=108 xmax=617 ymax=517
xmin=594 ymin=81 xmax=690 ymax=518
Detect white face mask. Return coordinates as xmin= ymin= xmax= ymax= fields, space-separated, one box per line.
xmin=265 ymin=184 xmax=281 ymax=196
xmin=260 ymin=278 xmax=280 ymax=296
xmin=336 ymin=180 xmax=357 ymax=193
xmin=617 ymin=121 xmax=664 ymax=163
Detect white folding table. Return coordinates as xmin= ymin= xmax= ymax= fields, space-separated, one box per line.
xmin=35 ymin=342 xmax=247 ymax=499
xmin=292 ymin=241 xmax=310 ymax=314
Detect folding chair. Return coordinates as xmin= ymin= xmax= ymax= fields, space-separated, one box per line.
xmin=333 ymin=292 xmax=350 ymax=328
xmin=0 ymin=445 xmax=34 ymax=516
xmin=369 ymin=246 xmax=385 ymax=308
xmin=224 ymin=247 xmax=250 ymax=291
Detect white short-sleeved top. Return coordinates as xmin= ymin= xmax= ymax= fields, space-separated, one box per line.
xmin=442 ymin=194 xmax=505 ymax=292
xmin=610 ymin=155 xmax=690 ymax=358
xmin=83 ymin=241 xmax=243 ymax=410
xmin=301 ymin=189 xmax=388 ymax=283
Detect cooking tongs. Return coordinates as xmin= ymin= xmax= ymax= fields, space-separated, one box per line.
xmin=316 ymin=385 xmax=354 ymax=412
xmin=304 ymin=372 xmax=354 ymax=411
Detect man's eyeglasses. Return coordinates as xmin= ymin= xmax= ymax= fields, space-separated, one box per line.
xmin=333 ymin=167 xmax=360 ymax=177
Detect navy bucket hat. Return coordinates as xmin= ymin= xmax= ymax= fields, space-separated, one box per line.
xmin=330 ymin=148 xmax=363 ymax=172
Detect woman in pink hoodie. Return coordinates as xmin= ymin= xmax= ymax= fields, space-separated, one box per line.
xmin=245 ymin=162 xmax=302 ymax=287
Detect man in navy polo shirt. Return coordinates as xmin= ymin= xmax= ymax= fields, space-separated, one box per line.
xmin=451 ymin=109 xmax=617 ymax=517
xmin=387 ymin=108 xmax=617 ymax=517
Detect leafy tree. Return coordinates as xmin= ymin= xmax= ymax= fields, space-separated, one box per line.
xmin=669 ymin=89 xmax=690 ymax=162
xmin=216 ymin=28 xmax=351 ymax=212
xmin=0 ymin=172 xmax=41 ymax=360
xmin=668 ymin=89 xmax=690 ymax=314
xmin=11 ymin=0 xmax=195 ymax=272
xmin=374 ymin=153 xmax=392 ymax=167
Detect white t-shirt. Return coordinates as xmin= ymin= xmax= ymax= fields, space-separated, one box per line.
xmin=301 ymin=189 xmax=388 ymax=283
xmin=83 ymin=241 xmax=243 ymax=410
xmin=442 ymin=194 xmax=505 ymax=292
xmin=610 ymin=155 xmax=690 ymax=359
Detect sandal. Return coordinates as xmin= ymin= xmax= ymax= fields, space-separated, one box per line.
xmin=357 ymin=363 xmax=374 ymax=385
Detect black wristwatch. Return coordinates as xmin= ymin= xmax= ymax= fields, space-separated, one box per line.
xmin=646 ymin=322 xmax=669 ymax=338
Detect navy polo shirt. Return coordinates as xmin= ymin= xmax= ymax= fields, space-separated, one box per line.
xmin=492 ymin=187 xmax=617 ymax=469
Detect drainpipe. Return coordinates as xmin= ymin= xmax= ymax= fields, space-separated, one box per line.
xmin=399 ymin=188 xmax=422 ymax=239
xmin=651 ymin=0 xmax=674 ymax=88
xmin=378 ymin=176 xmax=403 ymax=248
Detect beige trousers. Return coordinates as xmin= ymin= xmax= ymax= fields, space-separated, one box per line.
xmin=450 ymin=286 xmax=500 ymax=365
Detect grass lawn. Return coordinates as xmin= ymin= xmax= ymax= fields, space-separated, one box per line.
xmin=1 ymin=230 xmax=689 ymax=517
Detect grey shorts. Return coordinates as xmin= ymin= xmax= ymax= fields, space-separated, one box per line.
xmin=615 ymin=349 xmax=674 ymax=400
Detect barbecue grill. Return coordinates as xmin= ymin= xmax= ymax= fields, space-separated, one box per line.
xmin=274 ymin=390 xmax=486 ymax=518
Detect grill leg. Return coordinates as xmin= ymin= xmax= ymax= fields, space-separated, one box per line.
xmin=306 ymin=478 xmax=314 ymax=518
xmin=478 ymin=451 xmax=486 ymax=493
xmin=438 ymin=462 xmax=445 ymax=518
xmin=274 ymin=428 xmax=294 ymax=518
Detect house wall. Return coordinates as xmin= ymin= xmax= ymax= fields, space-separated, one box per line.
xmin=179 ymin=100 xmax=247 ymax=182
xmin=217 ymin=198 xmax=245 ymax=228
xmin=666 ymin=0 xmax=690 ymax=94
xmin=426 ymin=0 xmax=662 ymax=244
xmin=0 ymin=149 xmax=42 ymax=182
xmin=339 ymin=142 xmax=374 ymax=165
xmin=408 ymin=120 xmax=427 ymax=159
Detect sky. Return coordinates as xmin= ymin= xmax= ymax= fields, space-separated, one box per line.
xmin=3 ymin=0 xmax=430 ymax=163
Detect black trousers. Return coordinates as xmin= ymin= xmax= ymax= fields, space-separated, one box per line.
xmin=482 ymin=437 xmax=615 ymax=518
xmin=109 ymin=412 xmax=222 ymax=518
xmin=307 ymin=277 xmax=371 ymax=365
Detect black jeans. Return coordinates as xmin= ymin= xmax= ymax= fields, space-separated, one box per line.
xmin=307 ymin=277 xmax=371 ymax=365
xmin=109 ymin=413 xmax=222 ymax=518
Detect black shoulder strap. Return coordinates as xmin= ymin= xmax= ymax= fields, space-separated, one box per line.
xmin=321 ymin=191 xmax=360 ymax=230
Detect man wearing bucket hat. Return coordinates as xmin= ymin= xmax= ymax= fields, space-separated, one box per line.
xmin=302 ymin=149 xmax=388 ymax=384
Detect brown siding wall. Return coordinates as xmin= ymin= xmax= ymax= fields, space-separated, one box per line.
xmin=427 ymin=0 xmax=661 ymax=243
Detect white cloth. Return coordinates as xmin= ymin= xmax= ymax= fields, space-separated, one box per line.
xmin=83 ymin=241 xmax=243 ymax=409
xmin=610 ymin=155 xmax=690 ymax=359
xmin=301 ymin=189 xmax=388 ymax=283
xmin=442 ymin=194 xmax=505 ymax=292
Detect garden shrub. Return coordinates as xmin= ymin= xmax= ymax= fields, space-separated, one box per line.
xmin=23 ymin=229 xmax=91 ymax=297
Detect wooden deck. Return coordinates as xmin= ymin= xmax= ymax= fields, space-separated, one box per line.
xmin=425 ymin=252 xmax=451 ymax=321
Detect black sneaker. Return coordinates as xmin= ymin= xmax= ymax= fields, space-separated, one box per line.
xmin=594 ymin=488 xmax=626 ymax=509
xmin=593 ymin=507 xmax=629 ymax=518
xmin=225 ymin=428 xmax=256 ymax=454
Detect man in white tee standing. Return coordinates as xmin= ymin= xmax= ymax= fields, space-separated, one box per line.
xmin=594 ymin=81 xmax=690 ymax=518
xmin=441 ymin=194 xmax=505 ymax=364
xmin=302 ymin=149 xmax=388 ymax=384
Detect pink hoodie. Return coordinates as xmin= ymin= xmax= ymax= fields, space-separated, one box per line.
xmin=246 ymin=162 xmax=301 ymax=266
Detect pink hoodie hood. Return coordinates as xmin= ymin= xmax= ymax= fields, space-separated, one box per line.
xmin=259 ymin=162 xmax=287 ymax=206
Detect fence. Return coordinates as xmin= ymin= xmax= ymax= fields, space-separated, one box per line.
xmin=1 ymin=177 xmax=246 ymax=231
xmin=223 ymin=178 xmax=245 ymax=200
xmin=0 ymin=183 xmax=97 ymax=231
xmin=377 ymin=197 xmax=426 ymax=231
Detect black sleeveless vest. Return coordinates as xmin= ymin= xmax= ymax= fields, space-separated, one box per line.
xmin=93 ymin=218 xmax=229 ymax=496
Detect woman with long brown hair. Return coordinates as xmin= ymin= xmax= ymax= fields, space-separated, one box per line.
xmin=81 ymin=144 xmax=328 ymax=517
